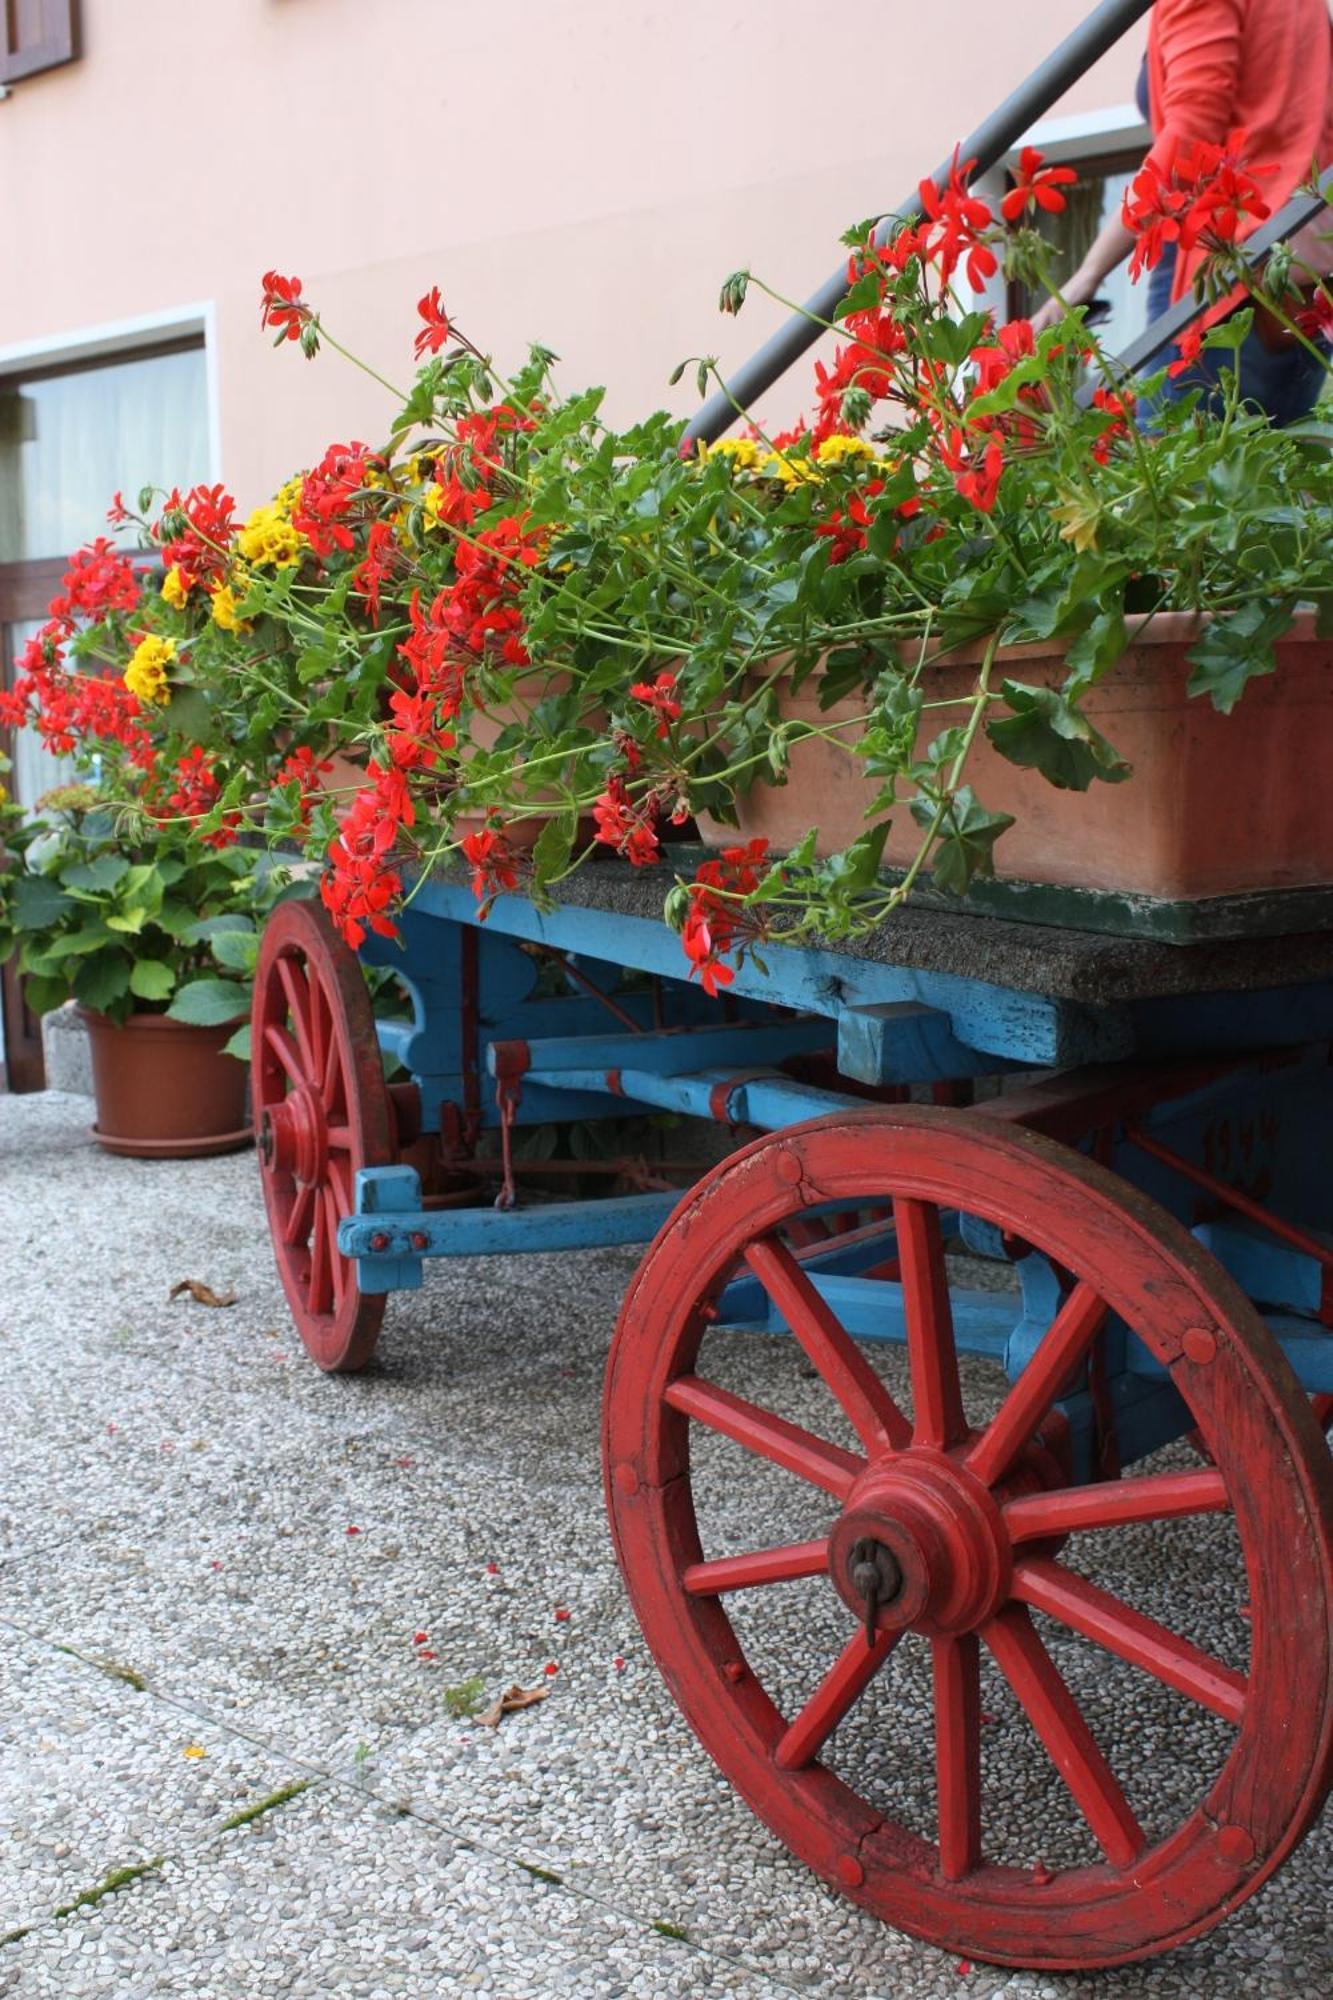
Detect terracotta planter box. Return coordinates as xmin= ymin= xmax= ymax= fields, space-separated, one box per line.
xmin=698 ymin=612 xmax=1333 ymax=902
xmin=81 ymin=1008 xmax=251 ymax=1158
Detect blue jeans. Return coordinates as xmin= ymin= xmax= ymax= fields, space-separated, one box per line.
xmin=1142 ymin=246 xmax=1329 ymax=427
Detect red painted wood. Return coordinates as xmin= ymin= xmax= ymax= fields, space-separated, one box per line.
xmin=985 ymin=1605 xmax=1146 ymax=1869
xmin=895 ymin=1197 xmax=968 ymax=1449
xmin=1011 ymin=1556 xmax=1247 ymax=1724
xmin=965 ymin=1281 xmax=1107 ymax=1490
xmin=774 ymin=1626 xmax=900 ymax=1771
xmin=933 ymin=1633 xmax=982 ymax=1879
xmin=1004 ymin=1467 xmax=1229 ymax=1543
xmin=683 ymin=1539 xmax=830 ymax=1596
xmin=744 ymin=1236 xmax=910 ymax=1453
xmin=252 ymin=899 xmax=393 ymax=1371
xmin=602 ymin=1105 xmax=1333 ymax=1970
xmin=663 ymin=1375 xmax=863 ymax=1498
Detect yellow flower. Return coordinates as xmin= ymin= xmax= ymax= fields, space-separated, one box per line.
xmin=421 ymin=482 xmax=446 ymax=534
xmin=237 ymin=504 xmax=302 ymax=569
xmin=814 ymin=435 xmax=877 ymax=470
xmin=1052 ymin=494 xmax=1102 ymax=553
xmin=705 ymin=437 xmax=762 ymax=473
xmin=273 ymin=473 xmax=305 ymax=518
xmin=209 ymin=582 xmax=251 ymax=633
xmin=759 ymin=451 xmax=821 ymax=489
xmin=123 ymin=634 xmax=176 ymax=705
xmin=160 ymin=564 xmax=191 ymax=609
xmin=182 ymin=1743 xmax=207 ymax=1760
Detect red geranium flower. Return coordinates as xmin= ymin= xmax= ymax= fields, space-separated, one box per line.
xmin=414 ymin=286 xmax=452 ymax=359
xmin=1001 ymin=147 xmax=1078 ymax=225
xmin=260 ymin=270 xmax=312 ymax=342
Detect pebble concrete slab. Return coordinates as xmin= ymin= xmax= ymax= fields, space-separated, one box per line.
xmin=0 ymin=1092 xmax=1328 ymax=1998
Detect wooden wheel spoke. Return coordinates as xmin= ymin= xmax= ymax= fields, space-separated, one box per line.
xmin=683 ymin=1539 xmax=830 ymax=1597
xmin=664 ymin=1376 xmax=863 ymax=1499
xmin=281 ymin=1181 xmax=316 ymax=1249
xmin=985 ymin=1605 xmax=1146 ymax=1869
xmin=774 ymin=1624 xmax=900 ymax=1771
xmin=743 ymin=1237 xmax=910 ymax=1454
xmin=326 ymin=1124 xmax=353 ymax=1152
xmin=1011 ymin=1556 xmax=1246 ymax=1724
xmin=1005 ymin=1466 xmax=1229 ymax=1544
xmin=264 ymin=1022 xmax=304 ymax=1089
xmin=933 ymin=1633 xmax=982 ymax=1880
xmin=307 ymin=1197 xmax=333 ymax=1315
xmin=277 ymin=958 xmax=318 ymax=1082
xmin=894 ymin=1198 xmax=967 ymax=1449
xmin=966 ymin=1281 xmax=1107 ymax=1489
xmin=323 ymin=1187 xmax=346 ymax=1308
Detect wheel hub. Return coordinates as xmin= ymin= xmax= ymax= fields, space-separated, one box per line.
xmin=830 ymin=1456 xmax=1011 ymax=1639
xmin=260 ymin=1085 xmax=328 ymax=1186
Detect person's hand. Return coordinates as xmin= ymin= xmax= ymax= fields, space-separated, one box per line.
xmin=1029 ymin=269 xmax=1099 ymax=336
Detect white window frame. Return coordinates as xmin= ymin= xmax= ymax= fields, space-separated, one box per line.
xmin=0 ymin=302 xmax=222 ymax=483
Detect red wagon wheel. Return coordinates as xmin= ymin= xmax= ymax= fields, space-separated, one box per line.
xmin=603 ymin=1106 xmax=1333 ymax=1971
xmin=252 ymin=899 xmax=395 ymax=1372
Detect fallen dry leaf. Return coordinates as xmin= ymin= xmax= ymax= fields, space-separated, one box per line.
xmin=168 ymin=1279 xmax=237 ymax=1308
xmin=475 ymin=1683 xmax=551 ymax=1729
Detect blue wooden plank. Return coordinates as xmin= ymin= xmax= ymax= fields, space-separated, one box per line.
xmin=487 ymin=1017 xmax=835 ymax=1080
xmin=837 ymin=1002 xmax=1024 ymax=1084
xmin=342 ymin=1169 xmax=678 ymax=1276
xmin=402 ymin=877 xmax=1133 ymax=1068
xmin=718 ymin=1272 xmax=1015 ymax=1358
xmin=523 ymin=1063 xmax=864 ymax=1128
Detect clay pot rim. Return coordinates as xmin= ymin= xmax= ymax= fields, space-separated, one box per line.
xmin=77 ymin=1005 xmax=247 ymax=1032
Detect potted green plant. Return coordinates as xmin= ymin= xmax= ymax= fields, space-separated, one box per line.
xmin=9 ymin=793 xmax=280 ymax=1155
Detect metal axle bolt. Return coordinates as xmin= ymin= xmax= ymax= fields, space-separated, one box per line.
xmin=369 ymin=1232 xmax=391 ymax=1252
xmin=849 ymin=1536 xmax=904 ymax=1645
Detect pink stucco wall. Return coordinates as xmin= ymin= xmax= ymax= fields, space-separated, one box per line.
xmin=1 ymin=0 xmax=1139 ymax=513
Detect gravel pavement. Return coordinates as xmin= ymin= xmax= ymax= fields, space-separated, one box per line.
xmin=0 ymin=1090 xmax=1328 ymax=1999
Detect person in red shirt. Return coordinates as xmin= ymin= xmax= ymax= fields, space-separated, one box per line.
xmin=1033 ymin=0 xmax=1333 ymax=423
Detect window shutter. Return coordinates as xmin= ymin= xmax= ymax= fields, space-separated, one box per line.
xmin=1 ymin=1 xmax=79 ymax=86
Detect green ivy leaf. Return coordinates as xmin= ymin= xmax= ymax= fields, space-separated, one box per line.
xmin=1186 ymin=601 xmax=1293 ymax=713
xmin=987 ymin=681 xmax=1131 ymax=791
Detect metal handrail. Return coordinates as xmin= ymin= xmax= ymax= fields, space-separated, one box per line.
xmin=683 ymin=0 xmax=1330 ymax=440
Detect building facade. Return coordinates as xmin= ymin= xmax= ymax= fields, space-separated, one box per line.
xmin=0 ymin=0 xmax=1143 ymax=1083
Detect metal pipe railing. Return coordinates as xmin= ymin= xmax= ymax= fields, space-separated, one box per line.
xmin=683 ymin=0 xmax=1156 ymax=443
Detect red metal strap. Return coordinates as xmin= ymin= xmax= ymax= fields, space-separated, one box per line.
xmin=707 ymin=1068 xmax=780 ymax=1125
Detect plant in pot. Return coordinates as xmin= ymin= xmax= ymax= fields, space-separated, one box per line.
xmin=9 ymin=791 xmax=281 ymax=1156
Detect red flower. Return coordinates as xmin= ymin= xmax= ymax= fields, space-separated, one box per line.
xmin=413 ymin=1631 xmax=429 ymax=1646
xmin=592 ymin=777 xmax=661 ymax=867
xmin=292 ymin=443 xmax=373 ymax=558
xmin=261 ymin=270 xmax=313 ymax=343
xmin=385 ymin=686 xmax=456 ymax=772
xmin=813 ymin=479 xmax=884 ymax=565
xmin=275 ymin=745 xmax=334 ymax=832
xmin=1167 ymin=325 xmax=1204 ymax=378
xmin=1297 ymin=289 xmax=1333 ymax=342
xmin=47 ymin=538 xmax=141 ymax=629
xmin=953 ymin=433 xmax=1004 ymax=513
xmin=460 ymin=819 xmax=520 ymax=910
xmin=163 ymin=744 xmax=241 ymax=848
xmin=157 ymin=484 xmax=237 ymax=589
xmin=1090 ymin=385 xmax=1135 ymax=463
xmin=1001 ymin=147 xmax=1078 ymax=225
xmin=917 ymin=153 xmax=997 ymax=291
xmin=320 ymin=760 xmax=412 ymax=948
xmin=414 ymin=286 xmax=451 ymax=359
xmin=628 ymin=670 xmax=681 ymax=738
xmin=543 ymin=1662 xmax=559 ymax=1677
xmin=554 ymin=1607 xmax=571 ymax=1623
xmin=680 ymin=840 xmax=771 ymax=994
xmin=1123 ymin=135 xmax=1272 ymax=282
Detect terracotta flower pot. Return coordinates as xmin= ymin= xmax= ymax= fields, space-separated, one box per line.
xmin=698 ymin=612 xmax=1333 ymax=901
xmin=80 ymin=1008 xmax=251 ymax=1159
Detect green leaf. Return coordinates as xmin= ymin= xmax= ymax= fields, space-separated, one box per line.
xmin=62 ymin=856 xmax=129 ymax=893
xmin=129 ymin=959 xmax=177 ymax=1002
xmin=1185 ymin=601 xmax=1293 ymax=714
xmin=987 ymin=682 xmax=1131 ymax=791
xmin=21 ymin=972 xmax=72 ymax=1017
xmin=105 ymin=907 xmax=150 ymax=935
xmin=530 ymin=811 xmax=576 ymax=887
xmin=167 ymin=977 xmax=247 ymax=1026
xmin=14 ymin=875 xmax=74 ymax=932
xmin=912 ymin=788 xmax=1015 ymax=896
xmin=210 ymin=930 xmax=260 ymax=975
xmin=181 ymin=913 xmax=254 ymax=944
xmin=73 ymin=950 xmax=133 ymax=1015
xmin=222 ymin=1023 xmax=252 ymax=1062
